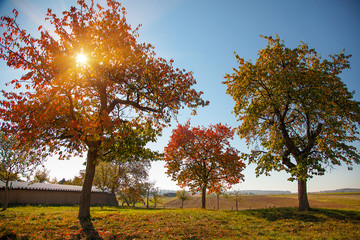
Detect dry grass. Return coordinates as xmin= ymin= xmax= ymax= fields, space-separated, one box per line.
xmin=163 ymin=192 xmax=360 ymax=210
xmin=1 ymin=193 xmax=359 ymax=239
xmin=1 ymin=206 xmax=359 ymax=239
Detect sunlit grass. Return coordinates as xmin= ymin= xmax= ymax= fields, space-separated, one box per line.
xmin=1 ymin=206 xmax=359 ymax=239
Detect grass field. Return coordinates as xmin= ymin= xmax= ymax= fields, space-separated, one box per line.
xmin=163 ymin=192 xmax=360 ymax=210
xmin=1 ymin=193 xmax=359 ymax=239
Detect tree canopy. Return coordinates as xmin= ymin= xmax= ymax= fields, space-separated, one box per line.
xmin=223 ymin=35 xmax=360 ymax=210
xmin=164 ymin=121 xmax=245 ymax=209
xmin=0 ymin=0 xmax=208 ymax=222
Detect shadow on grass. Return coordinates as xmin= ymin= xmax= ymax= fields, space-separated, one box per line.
xmin=243 ymin=207 xmax=360 ymax=223
xmin=79 ymin=218 xmax=103 ymax=240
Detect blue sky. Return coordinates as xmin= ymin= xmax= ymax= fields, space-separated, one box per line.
xmin=1 ymin=0 xmax=359 ymax=192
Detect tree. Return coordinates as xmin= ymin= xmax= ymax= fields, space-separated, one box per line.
xmin=224 ymin=189 xmax=242 ymax=211
xmin=150 ymin=187 xmax=163 ymax=208
xmin=33 ymin=167 xmax=50 ymax=183
xmin=215 ymin=186 xmax=226 ymax=210
xmin=67 ymin=170 xmax=85 ymax=186
xmin=176 ymin=189 xmax=191 ymax=208
xmin=118 ymin=185 xmax=144 ymax=207
xmin=93 ymin=159 xmax=151 ymax=207
xmin=223 ymin=35 xmax=360 ymax=211
xmin=93 ymin=161 xmax=119 ymax=194
xmin=164 ymin=122 xmax=245 ymax=209
xmin=143 ymin=181 xmax=156 ymax=209
xmin=0 ymin=0 xmax=207 ymax=224
xmin=0 ymin=133 xmax=41 ymax=210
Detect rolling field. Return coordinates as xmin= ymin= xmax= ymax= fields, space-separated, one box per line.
xmin=163 ymin=192 xmax=360 ymax=210
xmin=1 ymin=193 xmax=359 ymax=239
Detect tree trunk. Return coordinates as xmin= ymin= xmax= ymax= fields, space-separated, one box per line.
xmin=2 ymin=181 xmax=11 ymax=211
xmin=78 ymin=148 xmax=98 ymax=220
xmin=217 ymin=194 xmax=220 ymax=209
xmin=146 ymin=191 xmax=149 ymax=209
xmin=201 ymin=187 xmax=206 ymax=209
xmin=298 ymin=178 xmax=310 ymax=211
xmin=235 ymin=196 xmax=238 ymax=211
xmin=181 ymin=199 xmax=184 ymax=208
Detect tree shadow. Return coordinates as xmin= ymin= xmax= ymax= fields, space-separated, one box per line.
xmin=243 ymin=207 xmax=360 ymax=223
xmin=79 ymin=218 xmax=103 ymax=240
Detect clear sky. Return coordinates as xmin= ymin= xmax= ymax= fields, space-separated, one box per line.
xmin=1 ymin=0 xmax=359 ymax=193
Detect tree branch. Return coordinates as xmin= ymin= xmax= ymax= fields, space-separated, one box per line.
xmin=106 ymin=98 xmax=160 ymax=114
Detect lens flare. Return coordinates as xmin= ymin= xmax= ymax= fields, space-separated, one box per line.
xmin=76 ymin=53 xmax=87 ymax=65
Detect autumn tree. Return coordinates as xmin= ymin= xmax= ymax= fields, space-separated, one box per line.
xmin=0 ymin=133 xmax=42 ymax=210
xmin=94 ymin=158 xmax=151 ymax=206
xmin=93 ymin=161 xmax=119 ymax=194
xmin=223 ymin=35 xmax=360 ymax=211
xmin=164 ymin=122 xmax=245 ymax=209
xmin=0 ymin=0 xmax=207 ymax=224
xmin=67 ymin=170 xmax=85 ymax=186
xmin=176 ymin=189 xmax=191 ymax=208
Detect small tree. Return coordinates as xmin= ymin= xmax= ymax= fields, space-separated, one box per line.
xmin=118 ymin=185 xmax=144 ymax=207
xmin=150 ymin=187 xmax=163 ymax=208
xmin=143 ymin=181 xmax=156 ymax=209
xmin=164 ymin=121 xmax=245 ymax=209
xmin=176 ymin=189 xmax=191 ymax=208
xmin=215 ymin=187 xmax=226 ymax=210
xmin=224 ymin=35 xmax=360 ymax=211
xmin=225 ymin=190 xmax=242 ymax=211
xmin=0 ymin=133 xmax=41 ymax=210
xmin=33 ymin=168 xmax=50 ymax=183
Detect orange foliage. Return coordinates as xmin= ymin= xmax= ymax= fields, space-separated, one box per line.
xmin=164 ymin=121 xmax=245 ymax=195
xmin=0 ymin=0 xmax=208 ymax=159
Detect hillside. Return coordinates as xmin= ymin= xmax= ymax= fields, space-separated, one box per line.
xmin=317 ymin=188 xmax=360 ymax=193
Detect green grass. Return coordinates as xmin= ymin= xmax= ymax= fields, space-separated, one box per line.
xmin=1 ymin=206 xmax=360 ymax=239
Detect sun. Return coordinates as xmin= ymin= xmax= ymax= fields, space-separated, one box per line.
xmin=76 ymin=53 xmax=88 ymax=65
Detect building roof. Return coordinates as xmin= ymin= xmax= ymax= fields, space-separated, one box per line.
xmin=0 ymin=181 xmax=103 ymax=193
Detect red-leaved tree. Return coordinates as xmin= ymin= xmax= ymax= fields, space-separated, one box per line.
xmin=0 ymin=0 xmax=207 ymax=227
xmin=164 ymin=122 xmax=245 ymax=209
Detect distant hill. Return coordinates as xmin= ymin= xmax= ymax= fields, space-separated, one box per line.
xmin=160 ymin=189 xmax=292 ymax=195
xmin=235 ymin=190 xmax=292 ymax=195
xmin=317 ymin=188 xmax=360 ymax=193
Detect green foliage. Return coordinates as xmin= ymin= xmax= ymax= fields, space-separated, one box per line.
xmin=224 ymin=35 xmax=360 ymax=181
xmin=0 ymin=132 xmax=42 ymax=183
xmin=32 ymin=168 xmax=50 ymax=183
xmin=176 ymin=189 xmax=191 ymax=202
xmin=149 ymin=187 xmax=164 ymax=208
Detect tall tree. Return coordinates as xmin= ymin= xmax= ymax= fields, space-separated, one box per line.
xmin=223 ymin=35 xmax=360 ymax=211
xmin=0 ymin=133 xmax=41 ymax=210
xmin=164 ymin=122 xmax=245 ymax=209
xmin=0 ymin=0 xmax=207 ymax=224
